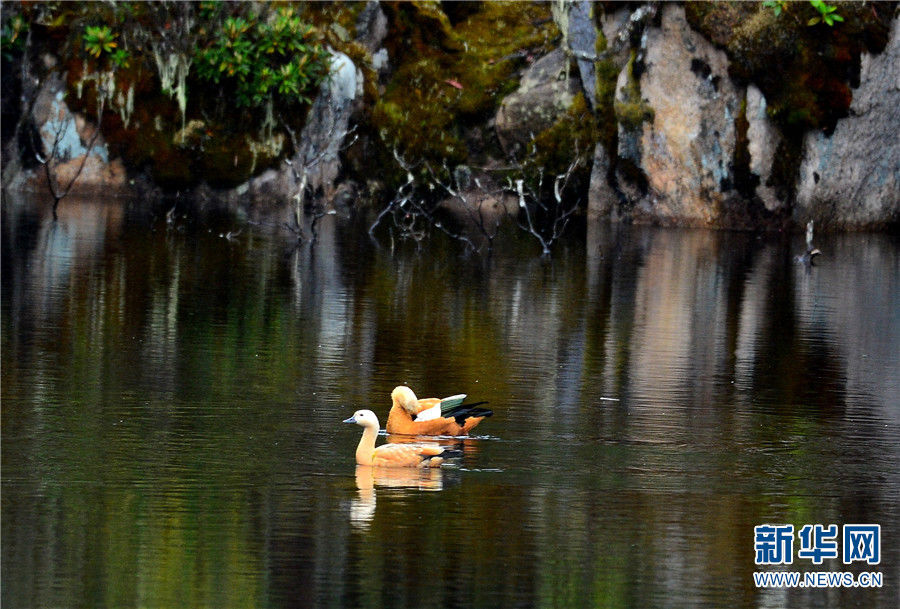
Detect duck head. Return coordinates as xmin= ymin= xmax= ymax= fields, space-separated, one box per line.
xmin=391 ymin=385 xmax=419 ymax=415
xmin=343 ymin=409 xmax=380 ymax=429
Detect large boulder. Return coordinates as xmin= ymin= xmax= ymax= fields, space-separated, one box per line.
xmin=794 ymin=16 xmax=900 ymax=229
xmin=495 ymin=48 xmax=580 ymax=157
xmin=295 ymin=50 xmax=363 ymax=198
xmin=621 ymin=3 xmax=743 ymax=226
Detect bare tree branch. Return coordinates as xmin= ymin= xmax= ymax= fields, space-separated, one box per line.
xmin=32 ymin=91 xmax=104 ymax=220
xmin=371 ymin=142 xmax=584 ymax=256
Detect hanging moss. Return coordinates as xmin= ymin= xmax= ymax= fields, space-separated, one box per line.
xmin=592 ymin=22 xmax=621 ymax=152
xmin=614 ymin=51 xmax=654 ymax=131
xmin=17 ymin=1 xmax=325 ymax=191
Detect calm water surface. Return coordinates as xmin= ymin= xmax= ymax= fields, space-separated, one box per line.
xmin=2 ymin=193 xmax=899 ymax=608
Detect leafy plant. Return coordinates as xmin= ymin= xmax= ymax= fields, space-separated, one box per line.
xmin=1 ymin=14 xmax=27 ymax=61
xmin=193 ymin=8 xmax=329 ymax=109
xmin=763 ymin=0 xmax=844 ymax=27
xmin=82 ymin=24 xmax=117 ymax=58
xmin=762 ymin=1 xmax=788 ymax=18
xmin=808 ymin=0 xmax=844 ymax=26
xmin=109 ymin=47 xmax=130 ymax=68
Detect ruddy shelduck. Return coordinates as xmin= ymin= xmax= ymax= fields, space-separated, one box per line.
xmin=343 ymin=409 xmax=456 ymax=467
xmin=385 ymin=385 xmax=492 ymax=436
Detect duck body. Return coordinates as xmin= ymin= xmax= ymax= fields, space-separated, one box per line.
xmin=385 ymin=386 xmax=492 ymax=436
xmin=343 ymin=409 xmax=452 ymax=467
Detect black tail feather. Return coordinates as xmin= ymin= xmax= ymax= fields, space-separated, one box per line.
xmin=444 ymin=402 xmax=493 ymax=426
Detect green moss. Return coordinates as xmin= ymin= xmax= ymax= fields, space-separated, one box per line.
xmin=451 ymin=2 xmax=558 ymax=118
xmin=613 ymin=51 xmax=654 ymax=131
xmin=531 ymin=92 xmax=599 ymax=173
xmin=301 ymin=1 xmax=367 ymax=37
xmin=369 ymin=1 xmax=558 ymax=179
xmin=592 ymin=16 xmax=620 ymax=151
xmin=686 ymin=0 xmax=894 ymax=133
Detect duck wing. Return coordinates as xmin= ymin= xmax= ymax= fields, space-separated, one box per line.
xmin=414 ymin=394 xmax=492 ymax=427
xmin=413 ymin=395 xmax=468 ymax=421
xmin=413 ymin=403 xmax=443 ymax=422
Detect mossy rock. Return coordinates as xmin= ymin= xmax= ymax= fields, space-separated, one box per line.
xmin=686 ymin=1 xmax=894 ymax=133
xmin=368 ymin=1 xmax=559 ymax=183
xmin=30 ymin=1 xmax=328 ymax=192
xmin=614 ymin=51 xmax=654 ymax=131
xmin=521 ymin=92 xmax=600 ymax=201
xmin=495 ymin=48 xmax=580 ymax=158
xmin=62 ymin=43 xmax=308 ymax=190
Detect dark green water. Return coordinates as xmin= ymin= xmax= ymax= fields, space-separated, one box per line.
xmin=2 ymin=193 xmax=898 ymax=608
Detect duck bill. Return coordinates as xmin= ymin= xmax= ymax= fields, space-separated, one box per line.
xmin=342 ymin=416 xmax=357 ymax=424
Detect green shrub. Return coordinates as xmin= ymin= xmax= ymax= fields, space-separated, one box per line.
xmin=82 ymin=24 xmax=117 ymax=57
xmin=807 ymin=0 xmax=843 ymax=27
xmin=193 ymin=7 xmax=330 ymax=110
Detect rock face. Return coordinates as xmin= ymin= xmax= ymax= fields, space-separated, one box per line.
xmin=541 ymin=4 xmax=898 ymax=231
xmin=294 ymin=50 xmax=363 ymax=198
xmin=795 ymin=16 xmax=900 ymax=229
xmin=494 ymin=48 xmax=580 ymax=157
xmin=9 ymin=71 xmax=127 ymax=194
xmin=745 ymin=84 xmax=784 ymax=214
xmin=4 ymin=2 xmax=897 ymax=233
xmin=620 ymin=3 xmax=744 ymax=226
xmin=586 ymin=4 xmax=899 ymax=230
xmin=555 ymin=0 xmax=598 ymax=109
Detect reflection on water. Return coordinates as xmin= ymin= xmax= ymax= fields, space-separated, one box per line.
xmin=2 ymin=191 xmax=899 ymax=608
xmin=351 ymin=466 xmax=448 ymax=528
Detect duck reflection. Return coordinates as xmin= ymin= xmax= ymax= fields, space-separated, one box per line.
xmin=349 ymin=465 xmax=449 ymax=528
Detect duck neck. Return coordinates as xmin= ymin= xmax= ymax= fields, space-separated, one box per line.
xmin=355 ymin=423 xmax=378 ymax=465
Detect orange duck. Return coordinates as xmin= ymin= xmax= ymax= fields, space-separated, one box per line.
xmin=343 ymin=409 xmax=455 ymax=467
xmin=385 ymin=385 xmax=492 ymax=436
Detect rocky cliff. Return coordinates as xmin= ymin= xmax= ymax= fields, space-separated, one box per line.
xmin=571 ymin=2 xmax=898 ymax=230
xmin=3 ymin=1 xmax=897 ymax=232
